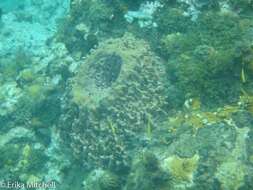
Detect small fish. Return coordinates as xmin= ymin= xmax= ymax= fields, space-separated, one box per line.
xmin=145 ymin=113 xmax=152 ymax=140
xmin=241 ymin=68 xmax=246 ymax=83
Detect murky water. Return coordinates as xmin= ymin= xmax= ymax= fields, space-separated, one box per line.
xmin=0 ymin=0 xmax=253 ymax=190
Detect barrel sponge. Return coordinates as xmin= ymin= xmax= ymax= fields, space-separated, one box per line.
xmin=72 ymin=33 xmax=168 ymax=129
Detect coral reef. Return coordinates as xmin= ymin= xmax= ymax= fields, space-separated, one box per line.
xmin=57 ymin=0 xmax=128 ymax=56
xmin=124 ymin=1 xmax=162 ymax=28
xmin=215 ymin=127 xmax=249 ymax=190
xmin=1 ymin=0 xmax=253 ymax=189
xmin=160 ymin=10 xmax=250 ymax=107
xmin=0 ymin=40 xmax=75 ymax=188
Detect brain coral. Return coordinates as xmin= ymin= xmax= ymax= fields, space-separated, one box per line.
xmin=68 ymin=33 xmax=169 ymax=171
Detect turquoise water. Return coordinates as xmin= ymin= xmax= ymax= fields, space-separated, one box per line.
xmin=0 ymin=0 xmax=253 ymax=190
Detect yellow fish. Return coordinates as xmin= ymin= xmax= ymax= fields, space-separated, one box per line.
xmin=241 ymin=68 xmax=246 ymax=83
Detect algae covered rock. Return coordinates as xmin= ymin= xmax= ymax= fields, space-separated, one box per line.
xmin=215 ymin=127 xmax=249 ymax=190
xmin=67 ymin=33 xmax=169 ymax=171
xmin=163 ymin=154 xmax=199 ymax=183
xmin=0 ymin=81 xmax=23 ymax=116
xmin=229 ymin=0 xmax=253 ymax=12
xmin=83 ymin=169 xmax=121 ymax=190
xmin=125 ymin=152 xmax=172 ymax=190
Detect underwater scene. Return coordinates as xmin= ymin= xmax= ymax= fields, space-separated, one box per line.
xmin=1 ymin=0 xmax=253 ymax=189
